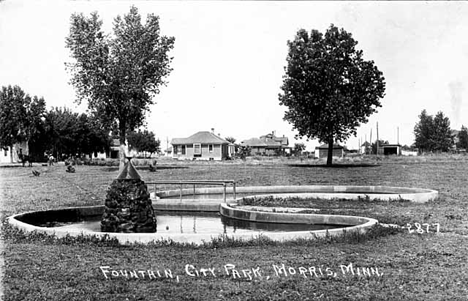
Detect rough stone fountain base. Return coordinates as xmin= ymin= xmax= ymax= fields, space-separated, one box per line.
xmin=101 ymin=179 xmax=157 ymax=233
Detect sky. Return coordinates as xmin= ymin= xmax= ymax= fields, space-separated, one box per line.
xmin=1 ymin=1 xmax=468 ymax=151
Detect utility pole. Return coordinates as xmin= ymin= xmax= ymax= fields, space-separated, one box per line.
xmin=397 ymin=127 xmax=400 ymax=145
xmin=365 ymin=134 xmax=367 ymax=154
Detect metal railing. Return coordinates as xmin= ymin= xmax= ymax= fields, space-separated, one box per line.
xmin=146 ymin=180 xmax=236 ymax=203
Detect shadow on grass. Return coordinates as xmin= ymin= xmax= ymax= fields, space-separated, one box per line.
xmin=288 ymin=163 xmax=380 ymax=168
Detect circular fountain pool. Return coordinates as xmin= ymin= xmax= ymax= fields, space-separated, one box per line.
xmin=14 ymin=210 xmax=346 ymax=234
xmin=7 ymin=185 xmax=437 ymax=245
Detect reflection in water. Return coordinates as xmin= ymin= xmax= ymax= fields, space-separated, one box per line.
xmin=154 ymin=211 xmax=346 ymax=234
xmin=219 ymin=215 xmax=344 ymax=233
xmin=51 ymin=211 xmax=349 ymax=235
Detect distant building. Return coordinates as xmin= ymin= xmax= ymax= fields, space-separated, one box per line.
xmin=380 ymin=144 xmax=402 ymax=155
xmin=360 ymin=141 xmax=372 ymax=154
xmin=241 ymin=132 xmax=290 ymax=156
xmin=105 ymin=139 xmax=137 ymax=159
xmin=109 ymin=139 xmax=121 ymax=159
xmin=171 ymin=131 xmax=231 ymax=161
xmin=0 ymin=142 xmax=28 ymax=164
xmin=401 ymin=150 xmax=418 ymax=156
xmin=315 ymin=143 xmax=344 ymax=159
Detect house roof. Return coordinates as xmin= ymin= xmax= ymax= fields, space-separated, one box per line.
xmin=241 ymin=133 xmax=289 ymax=148
xmin=316 ymin=143 xmax=344 ymax=149
xmin=361 ymin=141 xmax=371 ymax=147
xmin=260 ymin=134 xmax=289 ymax=146
xmin=171 ymin=131 xmax=229 ymax=145
xmin=241 ymin=138 xmax=268 ymax=147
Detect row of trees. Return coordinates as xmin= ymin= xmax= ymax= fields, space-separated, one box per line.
xmin=414 ymin=110 xmax=468 ymax=152
xmin=127 ymin=130 xmax=161 ymax=158
xmin=0 ymin=85 xmax=45 ymax=158
xmin=0 ymin=85 xmax=161 ymax=162
xmin=0 ymin=85 xmax=111 ymax=161
xmin=42 ymin=107 xmax=110 ymax=160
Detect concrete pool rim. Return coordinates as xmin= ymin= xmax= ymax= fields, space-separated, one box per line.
xmin=157 ymin=185 xmax=439 ymax=203
xmin=7 ymin=204 xmax=379 ymax=245
xmin=7 ymin=185 xmax=437 ymax=245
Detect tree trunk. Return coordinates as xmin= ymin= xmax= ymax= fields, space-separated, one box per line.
xmin=10 ymin=144 xmax=14 ymax=163
xmin=119 ymin=121 xmax=127 ymax=171
xmin=327 ymin=138 xmax=334 ymax=166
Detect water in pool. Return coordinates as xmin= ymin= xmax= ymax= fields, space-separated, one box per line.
xmin=54 ymin=211 xmax=347 ymax=234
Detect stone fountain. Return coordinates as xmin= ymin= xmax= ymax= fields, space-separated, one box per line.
xmin=100 ymin=156 xmax=157 ymax=233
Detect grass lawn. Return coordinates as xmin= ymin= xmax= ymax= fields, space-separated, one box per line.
xmin=1 ymin=155 xmax=468 ymax=301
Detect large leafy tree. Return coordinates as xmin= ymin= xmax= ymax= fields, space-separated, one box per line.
xmin=413 ymin=109 xmax=434 ymax=153
xmin=27 ymin=96 xmax=48 ymax=161
xmin=293 ymin=143 xmax=306 ymax=156
xmin=44 ymin=108 xmax=111 ymax=159
xmin=44 ymin=107 xmax=80 ymax=159
xmin=75 ymin=113 xmax=111 ymax=157
xmin=127 ymin=130 xmax=160 ymax=157
xmin=279 ymin=25 xmax=386 ymax=165
xmin=0 ymin=85 xmax=47 ymax=161
xmin=0 ymin=85 xmax=30 ymax=148
xmin=65 ymin=6 xmax=175 ymax=158
xmin=414 ymin=110 xmax=453 ymax=153
xmin=85 ymin=113 xmax=112 ymax=157
xmin=432 ymin=111 xmax=453 ymax=152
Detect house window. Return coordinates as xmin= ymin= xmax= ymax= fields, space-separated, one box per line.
xmin=194 ymin=143 xmax=201 ymax=155
xmin=181 ymin=145 xmax=186 ymax=155
xmin=3 ymin=147 xmax=8 ymax=156
xmin=209 ymin=144 xmax=213 ymax=152
xmin=173 ymin=146 xmax=178 ymax=154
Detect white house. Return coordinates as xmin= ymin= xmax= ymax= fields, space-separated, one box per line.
xmin=0 ymin=142 xmax=28 ymax=164
xmin=171 ymin=131 xmax=231 ymax=161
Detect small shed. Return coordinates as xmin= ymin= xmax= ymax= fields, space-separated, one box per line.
xmin=315 ymin=143 xmax=344 ymax=159
xmin=381 ymin=144 xmax=401 ymax=155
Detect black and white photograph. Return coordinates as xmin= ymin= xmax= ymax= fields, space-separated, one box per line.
xmin=1 ymin=0 xmax=468 ymax=300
